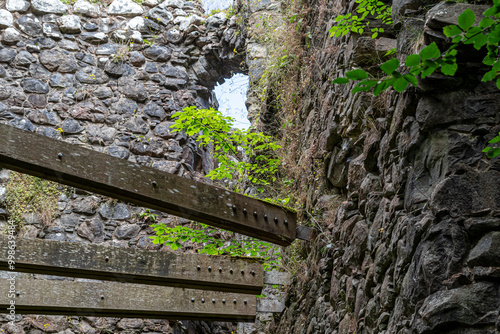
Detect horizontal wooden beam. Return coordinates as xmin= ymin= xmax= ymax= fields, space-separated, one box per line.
xmin=0 ymin=279 xmax=256 ymax=322
xmin=0 ymin=123 xmax=296 ymax=246
xmin=0 ymin=237 xmax=263 ymax=294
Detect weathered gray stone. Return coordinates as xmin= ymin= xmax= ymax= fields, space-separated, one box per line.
xmin=42 ymin=22 xmax=62 ymax=39
xmin=21 ymin=78 xmax=50 ymax=94
xmin=126 ymin=16 xmax=145 ymax=31
xmin=114 ymin=224 xmax=141 ymax=240
xmin=2 ymin=28 xmax=22 ymax=44
xmin=0 ymin=48 xmax=16 ymax=63
xmin=105 ymin=146 xmax=130 ymax=159
xmin=0 ymin=10 xmax=14 ymax=29
xmin=60 ymin=118 xmax=84 ymax=134
xmin=16 ymin=15 xmax=43 ymax=36
xmin=414 ymin=282 xmax=500 ymax=333
xmin=27 ymin=109 xmax=58 ymax=125
xmin=77 ymin=218 xmax=104 ymax=243
xmin=73 ymin=0 xmax=100 ymax=17
xmin=86 ymin=125 xmax=117 ymax=145
xmin=49 ymin=73 xmax=74 ymax=88
xmin=125 ymin=117 xmax=149 ymax=134
xmin=111 ymin=98 xmax=138 ymax=114
xmin=107 ymin=0 xmax=143 ymax=17
xmin=148 ymin=7 xmax=174 ymax=25
xmin=143 ymin=45 xmax=171 ymax=62
xmin=80 ymin=32 xmax=108 ymax=44
xmin=143 ymin=102 xmax=167 ymax=120
xmin=32 ymin=0 xmax=68 ymax=14
xmin=76 ymin=67 xmax=110 ymax=84
xmin=467 ymin=232 xmax=500 ymax=267
xmin=56 ymin=15 xmax=81 ymax=34
xmin=118 ymin=76 xmax=148 ymax=102
xmin=100 ymin=202 xmax=130 ymax=220
xmin=14 ymin=51 xmax=36 ymax=67
xmin=71 ymin=196 xmax=99 ymax=215
xmin=6 ymin=0 xmax=31 ymax=12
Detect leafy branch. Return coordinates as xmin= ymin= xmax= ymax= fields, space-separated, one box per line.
xmin=171 ymin=106 xmax=281 ymax=186
xmin=329 ymin=0 xmax=392 ymax=39
xmin=333 ymin=4 xmax=500 ymax=95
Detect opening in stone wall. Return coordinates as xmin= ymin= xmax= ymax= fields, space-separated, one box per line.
xmin=203 ymin=0 xmax=233 ymax=14
xmin=213 ymin=73 xmax=251 ymax=130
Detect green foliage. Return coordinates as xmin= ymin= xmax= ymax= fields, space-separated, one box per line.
xmin=171 ymin=106 xmax=281 ymax=187
xmin=139 ymin=209 xmax=158 ymax=223
xmin=4 ymin=171 xmax=66 ymax=228
xmin=150 ymin=222 xmax=280 ymax=270
xmin=483 ymin=132 xmax=500 ymax=158
xmin=329 ymin=0 xmax=392 ymax=39
xmin=332 ymin=3 xmax=500 ymax=158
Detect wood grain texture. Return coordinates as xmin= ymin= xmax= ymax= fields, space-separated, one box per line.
xmin=0 ymin=237 xmax=263 ymax=294
xmin=0 ymin=279 xmax=256 ymax=321
xmin=0 ymin=123 xmax=296 ymax=246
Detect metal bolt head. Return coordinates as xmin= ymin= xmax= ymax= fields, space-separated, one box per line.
xmin=152 ymin=181 xmax=157 ymax=187
xmin=253 ymin=211 xmax=257 ymax=217
xmin=100 ymin=295 xmax=104 ymax=300
xmin=222 ymin=299 xmax=226 ymax=304
xmin=241 ymin=269 xmax=244 ymax=275
xmin=191 ymin=298 xmax=195 ymax=302
xmin=105 ymin=256 xmax=109 ymax=262
xmin=264 ymin=215 xmax=268 ymax=220
xmin=243 ymin=208 xmax=247 ymax=214
xmin=230 ymin=269 xmax=233 ymax=274
xmin=197 ymin=265 xmax=201 ymax=270
xmin=244 ymin=300 xmax=247 ymax=305
xmin=284 ymin=220 xmax=288 ymax=225
xmin=201 ymin=298 xmax=205 ymax=303
xmin=232 ymin=205 xmax=237 ymax=211
xmin=208 ymin=266 xmax=212 ymax=272
xmin=233 ymin=299 xmax=237 ymax=304
xmin=274 ymin=217 xmax=278 ymax=223
xmin=251 ymin=270 xmax=255 ymax=276
xmin=218 ymin=267 xmax=222 ymax=273
xmin=212 ymin=299 xmax=216 ymax=303
xmin=57 ymin=153 xmax=63 ymax=159
xmin=15 ymin=292 xmax=20 ymax=296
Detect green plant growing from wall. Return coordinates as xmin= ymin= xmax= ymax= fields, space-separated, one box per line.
xmin=332 ymin=3 xmax=500 ymax=157
xmin=170 ymin=106 xmax=282 ymax=189
xmin=150 ymin=222 xmax=280 ymax=270
xmin=329 ymin=0 xmax=393 ymax=39
xmin=4 ymin=171 xmax=66 ymax=228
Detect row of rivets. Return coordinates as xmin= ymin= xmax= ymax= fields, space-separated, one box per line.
xmin=190 ymin=298 xmax=246 ymax=304
xmin=231 ymin=205 xmax=289 ymax=227
xmin=195 ymin=265 xmax=256 ymax=275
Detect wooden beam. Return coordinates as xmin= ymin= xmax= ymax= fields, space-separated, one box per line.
xmin=0 ymin=123 xmax=296 ymax=246
xmin=0 ymin=279 xmax=256 ymax=322
xmin=0 ymin=237 xmax=263 ymax=294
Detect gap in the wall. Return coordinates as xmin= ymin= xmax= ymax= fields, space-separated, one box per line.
xmin=214 ymin=73 xmax=251 ymax=130
xmin=203 ymin=0 xmax=233 ymax=13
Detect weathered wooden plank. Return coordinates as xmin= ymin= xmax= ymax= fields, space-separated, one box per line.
xmin=0 ymin=237 xmax=263 ymax=294
xmin=0 ymin=279 xmax=256 ymax=322
xmin=0 ymin=123 xmax=296 ymax=246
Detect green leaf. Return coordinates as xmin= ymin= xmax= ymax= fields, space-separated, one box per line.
xmin=405 ymin=54 xmax=421 ymax=66
xmin=404 ymin=74 xmax=418 ymax=86
xmin=497 ymin=77 xmax=500 ymax=89
xmin=458 ymin=9 xmax=475 ymax=31
xmin=332 ymin=77 xmax=350 ymax=84
xmin=489 ymin=133 xmax=500 ymax=143
xmin=482 ymin=69 xmax=497 ymax=82
xmin=479 ymin=17 xmax=495 ymax=29
xmin=441 ymin=62 xmax=458 ymax=76
xmin=352 ymin=80 xmax=378 ymax=93
xmin=345 ymin=69 xmax=368 ymax=80
xmin=380 ymin=58 xmax=399 ymax=75
xmin=420 ymin=42 xmax=440 ymax=61
xmin=443 ymin=25 xmax=462 ymax=37
xmin=393 ymin=77 xmax=409 ymax=92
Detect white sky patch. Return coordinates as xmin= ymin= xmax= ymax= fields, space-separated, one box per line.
xmin=214 ymin=73 xmax=251 ymax=130
xmin=203 ymin=0 xmax=232 ymax=13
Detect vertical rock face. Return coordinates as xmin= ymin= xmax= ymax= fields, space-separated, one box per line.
xmin=257 ymin=0 xmax=500 ymax=333
xmin=0 ymin=0 xmax=248 ymax=333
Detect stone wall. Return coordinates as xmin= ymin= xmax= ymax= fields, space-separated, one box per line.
xmin=258 ymin=0 xmax=500 ymax=333
xmin=0 ymin=0 xmax=249 ymax=332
